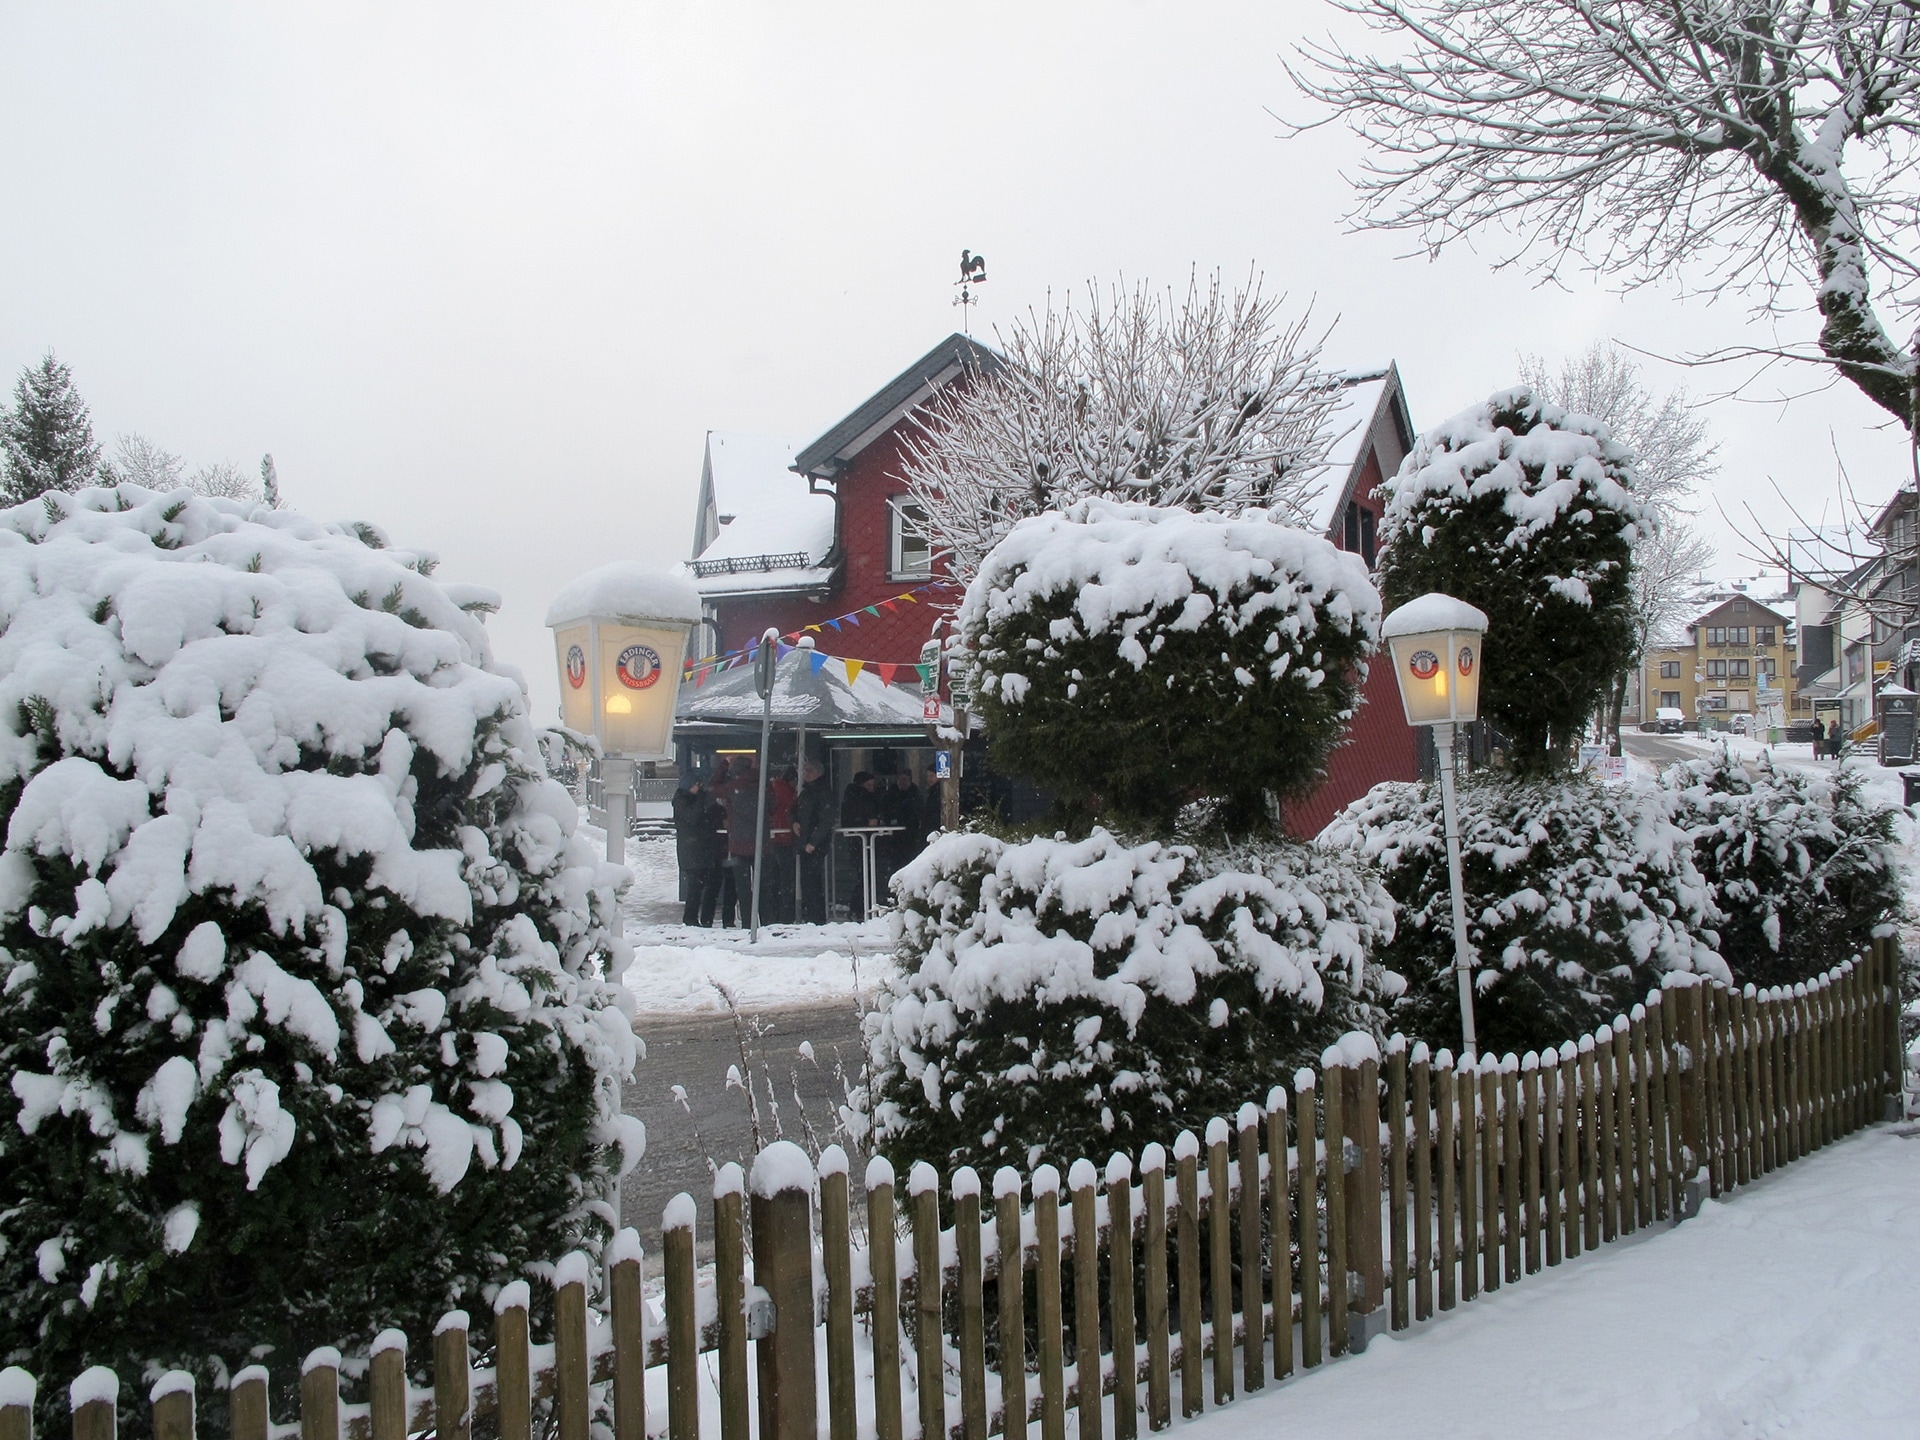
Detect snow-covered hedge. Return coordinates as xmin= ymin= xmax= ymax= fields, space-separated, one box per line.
xmin=1660 ymin=747 xmax=1905 ymax=987
xmin=958 ymin=500 xmax=1379 ymax=829
xmin=0 ymin=488 xmax=640 ymax=1396
xmin=857 ymin=826 xmax=1397 ymax=1176
xmin=1323 ymin=775 xmax=1722 ymax=1055
xmin=1377 ymin=389 xmax=1645 ymax=773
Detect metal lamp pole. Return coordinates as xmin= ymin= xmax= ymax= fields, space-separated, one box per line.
xmin=1432 ymin=724 xmax=1477 ymax=1059
xmin=749 ymin=628 xmax=778 ymax=943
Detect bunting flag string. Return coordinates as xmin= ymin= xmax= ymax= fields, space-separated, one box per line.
xmin=678 ymin=578 xmax=960 ymax=677
xmin=683 ymin=643 xmax=939 ymax=692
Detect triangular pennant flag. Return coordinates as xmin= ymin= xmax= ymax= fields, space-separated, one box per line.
xmin=901 ymin=593 xmax=918 ymax=604
xmin=916 ymin=663 xmax=932 ymax=686
xmin=877 ymin=663 xmax=899 ymax=686
xmin=828 ymin=618 xmax=842 ymax=631
xmin=881 ymin=600 xmax=898 ymax=613
xmin=843 ymin=659 xmax=865 ymax=684
xmin=809 ymin=652 xmax=827 ymax=674
xmin=777 ymin=643 xmax=792 ymax=659
xmin=805 ymin=624 xmax=822 ymax=632
xmin=864 ymin=606 xmax=879 ymax=617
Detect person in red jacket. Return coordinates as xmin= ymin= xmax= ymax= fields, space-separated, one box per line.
xmin=716 ymin=754 xmax=759 ymax=928
xmin=762 ymin=764 xmax=798 ymax=923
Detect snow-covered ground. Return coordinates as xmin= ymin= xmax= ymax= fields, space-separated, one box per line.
xmin=1173 ymin=1124 xmax=1920 ymax=1440
xmin=581 ymin=820 xmax=899 ymax=1018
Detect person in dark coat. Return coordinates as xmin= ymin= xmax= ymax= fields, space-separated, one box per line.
xmin=716 ymin=755 xmax=761 ymax=927
xmin=793 ymin=759 xmax=834 ymax=924
xmin=880 ymin=770 xmax=923 ymax=881
xmin=840 ymin=770 xmax=882 ymax=827
xmin=670 ymin=775 xmax=723 ymax=927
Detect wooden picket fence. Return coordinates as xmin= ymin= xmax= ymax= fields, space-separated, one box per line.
xmin=2 ymin=938 xmax=1905 ymax=1440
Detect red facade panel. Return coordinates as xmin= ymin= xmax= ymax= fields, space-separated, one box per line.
xmin=1283 ymin=661 xmax=1421 ymax=839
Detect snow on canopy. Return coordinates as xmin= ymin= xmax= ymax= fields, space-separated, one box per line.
xmin=958 ymin=498 xmax=1379 ymax=678
xmin=1381 ymin=387 xmax=1650 ymax=561
xmin=545 ymin=560 xmax=702 ymax=628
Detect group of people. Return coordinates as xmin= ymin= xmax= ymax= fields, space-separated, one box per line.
xmin=1813 ymin=718 xmax=1845 ymax=759
xmin=671 ymin=756 xmax=940 ymax=927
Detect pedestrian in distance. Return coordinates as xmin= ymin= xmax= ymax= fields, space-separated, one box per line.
xmin=716 ymin=753 xmax=760 ymax=927
xmin=670 ymin=772 xmax=726 ymax=927
xmin=794 ymin=758 xmax=834 ymax=924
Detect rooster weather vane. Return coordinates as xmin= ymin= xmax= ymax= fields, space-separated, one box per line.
xmin=953 ymin=249 xmax=987 ymax=332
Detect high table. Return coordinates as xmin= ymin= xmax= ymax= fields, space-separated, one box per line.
xmin=836 ymin=825 xmax=904 ymax=918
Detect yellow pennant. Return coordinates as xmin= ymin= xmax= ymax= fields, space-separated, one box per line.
xmin=843 ymin=658 xmax=865 ymax=684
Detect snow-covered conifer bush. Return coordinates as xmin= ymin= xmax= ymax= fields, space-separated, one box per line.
xmin=958 ymin=500 xmax=1379 ymax=830
xmin=1660 ymin=747 xmax=1905 ymax=988
xmin=1323 ymin=775 xmax=1723 ymax=1055
xmin=1376 ymin=389 xmax=1646 ymax=774
xmin=857 ymin=827 xmax=1396 ymax=1176
xmin=0 ymin=487 xmax=642 ymax=1400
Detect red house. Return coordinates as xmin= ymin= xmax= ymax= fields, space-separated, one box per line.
xmin=683 ymin=339 xmax=1422 ymax=834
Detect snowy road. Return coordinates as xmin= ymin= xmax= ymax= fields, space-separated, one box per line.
xmin=1172 ymin=1124 xmax=1920 ymax=1440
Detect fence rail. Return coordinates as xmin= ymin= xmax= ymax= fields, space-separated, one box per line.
xmin=2 ymin=938 xmax=1904 ymax=1440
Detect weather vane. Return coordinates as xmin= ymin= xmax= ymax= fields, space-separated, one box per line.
xmin=953 ymin=249 xmax=987 ymax=333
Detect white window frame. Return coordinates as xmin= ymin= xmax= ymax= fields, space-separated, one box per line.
xmin=888 ymin=497 xmax=933 ymax=581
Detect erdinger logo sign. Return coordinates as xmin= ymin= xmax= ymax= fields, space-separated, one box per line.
xmin=616 ymin=643 xmax=663 ymax=690
xmin=1408 ymin=649 xmax=1440 ymax=681
xmin=1457 ymin=646 xmax=1475 ymax=676
xmin=565 ymin=644 xmax=587 ymax=689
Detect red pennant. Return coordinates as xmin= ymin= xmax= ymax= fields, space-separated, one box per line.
xmin=876 ymin=662 xmax=899 ymax=685
xmin=881 ymin=600 xmax=898 ymax=613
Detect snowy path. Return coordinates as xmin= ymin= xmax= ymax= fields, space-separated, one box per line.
xmin=1173 ymin=1125 xmax=1920 ymax=1440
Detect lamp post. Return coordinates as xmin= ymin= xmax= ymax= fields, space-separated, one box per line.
xmin=545 ymin=561 xmax=703 ymax=865
xmin=1382 ymin=592 xmax=1490 ymax=1059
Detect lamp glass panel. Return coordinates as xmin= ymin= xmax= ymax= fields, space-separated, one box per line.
xmin=593 ymin=621 xmax=690 ymax=759
xmin=553 ymin=623 xmax=594 ymax=736
xmin=1389 ymin=631 xmax=1455 ymax=726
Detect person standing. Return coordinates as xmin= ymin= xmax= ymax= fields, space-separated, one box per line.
xmin=717 ymin=754 xmax=760 ymax=927
xmin=881 ymin=769 xmax=923 ymax=883
xmin=1827 ymin=717 xmax=1843 ymax=759
xmin=794 ymin=758 xmax=834 ymax=923
xmin=762 ymin=764 xmax=798 ymax=923
xmin=671 ymin=774 xmax=725 ymax=927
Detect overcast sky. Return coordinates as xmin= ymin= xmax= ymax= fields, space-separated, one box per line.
xmin=3 ymin=1 xmax=1910 ymax=721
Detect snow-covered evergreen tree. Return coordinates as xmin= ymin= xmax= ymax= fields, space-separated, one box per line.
xmin=958 ymin=500 xmax=1379 ymax=831
xmin=1376 ymin=388 xmax=1646 ymax=775
xmin=1 ymin=353 xmax=102 ymax=503
xmin=1661 ymin=746 xmax=1905 ymax=988
xmin=861 ymin=827 xmax=1396 ymax=1177
xmin=1323 ymin=775 xmax=1723 ymax=1056
xmin=0 ymin=487 xmax=641 ymax=1404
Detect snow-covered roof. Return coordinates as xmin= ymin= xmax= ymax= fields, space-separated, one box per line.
xmin=691 ymin=432 xmax=836 ymax=599
xmin=1308 ymin=367 xmax=1403 ymax=535
xmin=675 ymin=645 xmax=931 ymax=731
xmin=1382 ymin=592 xmax=1488 ymax=638
xmin=545 ymin=561 xmax=702 ymax=627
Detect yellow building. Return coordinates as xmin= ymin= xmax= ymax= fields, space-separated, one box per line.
xmin=1641 ymin=595 xmax=1804 ymax=728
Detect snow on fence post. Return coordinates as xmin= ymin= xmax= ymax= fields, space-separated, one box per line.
xmin=299 ymin=1348 xmax=340 ymax=1440
xmin=1233 ymin=1108 xmax=1265 ymax=1388
xmin=1557 ymin=1041 xmax=1580 ymax=1259
xmin=150 ymin=1374 xmax=193 ymax=1440
xmin=1454 ymin=1057 xmax=1479 ymax=1304
xmin=1476 ymin=1057 xmax=1499 ymax=1294
xmin=1724 ymin=987 xmax=1746 ymax=1177
xmin=554 ymin=1253 xmax=593 ymax=1440
xmin=1846 ymin=963 xmax=1864 ymax=1130
xmin=1520 ymin=1053 xmax=1541 ymax=1277
xmin=1262 ymin=1095 xmax=1292 ymax=1384
xmin=714 ymin=1167 xmax=748 ymax=1440
xmin=1541 ymin=1049 xmax=1563 ymax=1267
xmin=1760 ymin=989 xmax=1782 ymax=1175
xmin=1594 ymin=1031 xmax=1618 ymax=1244
xmin=1 ymin=1367 xmax=35 ymax=1440
xmin=1171 ymin=1135 xmax=1204 ymax=1412
xmin=492 ymin=1286 xmax=531 ymax=1440
xmin=1107 ymin=1153 xmax=1139 ymax=1436
xmin=69 ymin=1368 xmax=116 ymax=1440
xmin=661 ymin=1198 xmax=700 ymax=1440
xmin=1070 ymin=1159 xmax=1105 ymax=1437
xmin=230 ymin=1365 xmax=269 ymax=1440
xmin=1321 ymin=1060 xmax=1349 ymax=1358
xmin=1139 ymin=1145 xmax=1171 ymax=1431
xmin=1409 ymin=1048 xmax=1435 ymax=1321
xmin=865 ymin=1158 xmax=903 ymax=1440
xmin=1292 ymin=1071 xmax=1322 ymax=1369
xmin=1501 ymin=1056 xmax=1521 ymax=1284
xmin=433 ymin=1314 xmax=470 ymax=1440
xmin=751 ymin=1143 xmax=818 ymax=1440
xmin=952 ymin=1167 xmax=988 ymax=1440
xmin=819 ymin=1150 xmax=858 ymax=1440
xmin=1346 ymin=1042 xmax=1385 ymax=1323
xmin=608 ymin=1231 xmax=647 ymax=1440
xmin=1743 ymin=988 xmax=1764 ymax=1183
xmin=1610 ymin=1020 xmax=1634 ymax=1235
xmin=995 ymin=1168 xmax=1029 ymax=1440
xmin=1386 ymin=1041 xmax=1410 ymax=1332
xmin=1645 ymin=995 xmax=1672 ymax=1221
xmin=908 ymin=1162 xmax=946 ymax=1440
xmin=1032 ymin=1163 xmax=1068 ymax=1440
xmin=1578 ymin=1035 xmax=1602 ymax=1246
xmin=1434 ymin=1052 xmax=1457 ymax=1311
xmin=369 ymin=1334 xmax=406 ymax=1440
xmin=1202 ymin=1123 xmax=1233 ymax=1404
xmin=1730 ymin=992 xmax=1753 ymax=1189
xmin=1630 ymin=1007 xmax=1653 ymax=1227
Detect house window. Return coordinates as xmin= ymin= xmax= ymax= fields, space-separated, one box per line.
xmin=1756 ymin=657 xmax=1776 ymax=679
xmin=1705 ymin=659 xmax=1727 ymax=679
xmin=1661 ymin=690 xmax=1682 ymax=710
xmin=889 ymin=498 xmax=933 ymax=579
xmin=1707 ymin=627 xmax=1726 ymax=646
xmin=1660 ymin=661 xmax=1681 ymax=679
xmin=1731 ymin=659 xmax=1750 ymax=678
xmin=1360 ymin=508 xmax=1376 ymax=566
xmin=1756 ymin=626 xmax=1776 ymax=647
xmin=1729 ymin=626 xmax=1749 ymax=645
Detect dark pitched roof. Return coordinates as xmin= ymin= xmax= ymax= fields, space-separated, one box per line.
xmin=792 ymin=333 xmax=1002 ymax=480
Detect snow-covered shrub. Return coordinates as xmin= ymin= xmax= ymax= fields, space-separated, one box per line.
xmin=1377 ymin=389 xmax=1646 ymax=774
xmin=858 ymin=826 xmax=1397 ymax=1176
xmin=1660 ymin=746 xmax=1905 ymax=988
xmin=1323 ymin=775 xmax=1722 ymax=1055
xmin=958 ymin=500 xmax=1379 ymax=829
xmin=0 ymin=488 xmax=641 ymax=1398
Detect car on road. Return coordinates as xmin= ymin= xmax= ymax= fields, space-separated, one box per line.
xmin=1654 ymin=707 xmax=1687 ymax=734
xmin=1729 ymin=713 xmax=1753 ymax=735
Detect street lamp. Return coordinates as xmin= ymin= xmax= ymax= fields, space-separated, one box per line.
xmin=545 ymin=561 xmax=703 ymax=863
xmin=1382 ymin=592 xmax=1490 ymax=1058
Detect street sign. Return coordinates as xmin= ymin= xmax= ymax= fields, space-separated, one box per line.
xmin=934 ymin=750 xmax=952 ymax=779
xmin=919 ymin=638 xmax=942 ymax=697
xmin=923 ymin=697 xmax=940 ymax=720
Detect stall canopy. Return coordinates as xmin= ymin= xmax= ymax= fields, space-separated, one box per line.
xmin=674 ymin=645 xmax=941 ymax=741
